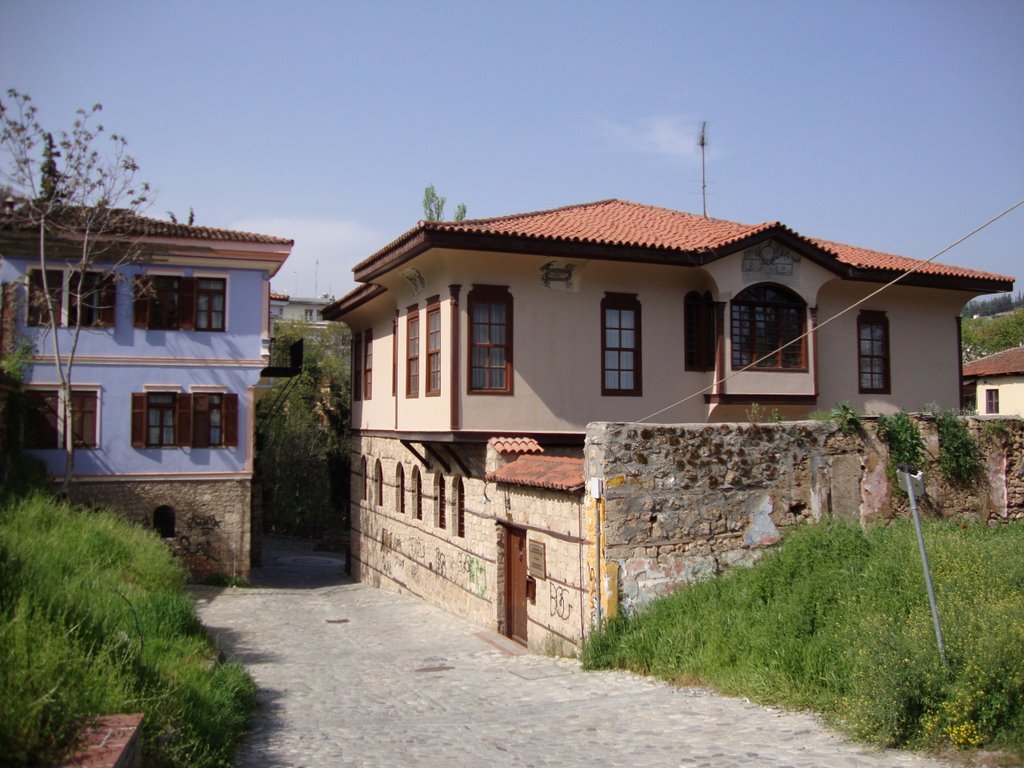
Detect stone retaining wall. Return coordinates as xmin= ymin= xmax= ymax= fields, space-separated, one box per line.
xmin=68 ymin=477 xmax=253 ymax=581
xmin=585 ymin=415 xmax=1024 ymax=612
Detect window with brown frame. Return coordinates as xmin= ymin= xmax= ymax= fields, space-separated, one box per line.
xmin=27 ymin=270 xmax=64 ymax=327
xmin=412 ymin=466 xmax=423 ymax=520
xmin=684 ymin=291 xmax=715 ymax=371
xmin=363 ymin=329 xmax=373 ymax=400
xmin=857 ymin=311 xmax=891 ymax=394
xmin=468 ymin=285 xmax=512 ymax=393
xmin=436 ymin=474 xmax=446 ymax=529
xmin=392 ymin=314 xmax=399 ymax=396
xmin=730 ymin=284 xmax=807 ymax=370
xmin=352 ymin=332 xmax=363 ymax=402
xmin=68 ymin=272 xmax=117 ymax=328
xmin=26 ymin=390 xmax=100 ymax=449
xmin=986 ymin=389 xmax=1000 ymax=414
xmin=396 ymin=464 xmax=405 ymax=515
xmin=426 ymin=304 xmax=441 ymax=396
xmin=134 ymin=275 xmax=224 ymax=331
xmin=131 ymin=392 xmax=238 ymax=448
xmin=602 ymin=292 xmax=642 ymax=396
xmin=195 ymin=278 xmax=226 ymax=331
xmin=406 ymin=307 xmax=420 ymax=397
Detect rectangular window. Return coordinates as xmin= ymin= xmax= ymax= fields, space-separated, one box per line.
xmin=352 ymin=332 xmax=363 ymax=402
xmin=27 ymin=270 xmax=64 ymax=327
xmin=71 ymin=272 xmax=117 ymax=327
xmin=468 ymin=285 xmax=512 ymax=394
xmin=131 ymin=392 xmax=238 ymax=448
xmin=24 ymin=390 xmax=60 ymax=448
xmin=986 ymin=388 xmax=1000 ymax=414
xmin=602 ymin=293 xmax=642 ymax=396
xmin=684 ymin=291 xmax=715 ymax=371
xmin=426 ymin=305 xmax=441 ymax=396
xmin=195 ymin=278 xmax=226 ymax=331
xmin=24 ymin=389 xmax=98 ymax=449
xmin=857 ymin=311 xmax=890 ymax=394
xmin=134 ymin=275 xmax=219 ymax=331
xmin=406 ymin=307 xmax=420 ymax=397
xmin=363 ymin=329 xmax=373 ymax=400
xmin=147 ymin=393 xmax=177 ymax=446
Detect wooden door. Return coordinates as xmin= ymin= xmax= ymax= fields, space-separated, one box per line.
xmin=504 ymin=525 xmax=528 ymax=644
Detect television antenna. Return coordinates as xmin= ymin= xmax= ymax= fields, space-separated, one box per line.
xmin=699 ymin=121 xmax=708 ymax=217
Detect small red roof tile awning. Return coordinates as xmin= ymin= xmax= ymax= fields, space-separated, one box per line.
xmin=488 ymin=436 xmax=544 ymax=455
xmin=486 ymin=455 xmax=585 ymax=493
xmin=963 ymin=345 xmax=1024 ymax=378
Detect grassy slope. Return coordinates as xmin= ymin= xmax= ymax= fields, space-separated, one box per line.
xmin=0 ymin=492 xmax=256 ymax=767
xmin=581 ymin=520 xmax=1024 ymax=755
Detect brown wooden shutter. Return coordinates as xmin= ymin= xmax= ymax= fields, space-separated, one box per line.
xmin=133 ymin=277 xmax=151 ymax=328
xmin=192 ymin=394 xmax=211 ymax=448
xmin=223 ymin=394 xmax=239 ymax=447
xmin=99 ymin=275 xmax=117 ymax=326
xmin=131 ymin=393 xmax=146 ymax=447
xmin=175 ymin=393 xmax=193 ymax=446
xmin=179 ymin=278 xmax=196 ymax=330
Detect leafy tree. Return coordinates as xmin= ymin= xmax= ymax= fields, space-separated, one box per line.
xmin=1 ymin=89 xmax=150 ymax=493
xmin=422 ymin=184 xmax=467 ymax=222
xmin=256 ymin=320 xmax=350 ymax=538
xmin=961 ymin=308 xmax=1024 ymax=361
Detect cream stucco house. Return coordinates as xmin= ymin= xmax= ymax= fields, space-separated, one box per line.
xmin=964 ymin=344 xmax=1024 ymax=416
xmin=324 ymin=199 xmax=1013 ymax=651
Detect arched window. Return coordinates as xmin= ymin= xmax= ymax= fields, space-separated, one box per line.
xmin=684 ymin=291 xmax=715 ymax=371
xmin=412 ymin=466 xmax=423 ymax=521
xmin=730 ymin=284 xmax=807 ymax=370
xmin=396 ymin=464 xmax=406 ymax=515
xmin=360 ymin=456 xmax=368 ymax=501
xmin=456 ymin=478 xmax=466 ymax=538
xmin=436 ymin=474 xmax=446 ymax=529
xmin=374 ymin=459 xmax=384 ymax=507
xmin=153 ymin=505 xmax=176 ymax=538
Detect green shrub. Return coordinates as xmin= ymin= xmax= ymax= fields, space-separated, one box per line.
xmin=876 ymin=411 xmax=925 ymax=484
xmin=829 ymin=401 xmax=862 ymax=434
xmin=934 ymin=410 xmax=982 ymax=486
xmin=0 ymin=493 xmax=256 ymax=767
xmin=582 ymin=519 xmax=1024 ymax=756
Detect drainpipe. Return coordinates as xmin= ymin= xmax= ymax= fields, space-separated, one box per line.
xmin=591 ymin=477 xmax=604 ymax=627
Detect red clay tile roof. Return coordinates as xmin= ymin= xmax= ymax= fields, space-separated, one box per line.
xmin=0 ymin=205 xmax=293 ymax=245
xmin=269 ymin=290 xmax=290 ymax=301
xmin=486 ymin=455 xmax=585 ymax=493
xmin=352 ymin=199 xmax=1012 ymax=285
xmin=488 ymin=436 xmax=544 ymax=455
xmin=963 ymin=345 xmax=1024 ymax=377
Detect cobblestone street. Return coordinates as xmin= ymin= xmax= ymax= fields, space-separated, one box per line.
xmin=192 ymin=538 xmax=956 ymax=768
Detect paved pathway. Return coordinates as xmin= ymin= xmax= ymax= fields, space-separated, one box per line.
xmin=192 ymin=538 xmax=956 ymax=768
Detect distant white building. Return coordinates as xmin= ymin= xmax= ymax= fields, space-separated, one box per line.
xmin=268 ymin=292 xmax=334 ymax=327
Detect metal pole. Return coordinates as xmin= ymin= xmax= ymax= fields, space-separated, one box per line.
xmin=900 ymin=465 xmax=947 ymax=667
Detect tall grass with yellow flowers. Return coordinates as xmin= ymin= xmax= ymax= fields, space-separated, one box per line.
xmin=581 ymin=519 xmax=1024 ymax=756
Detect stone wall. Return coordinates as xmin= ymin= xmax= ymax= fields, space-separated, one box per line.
xmin=67 ymin=477 xmax=254 ymax=581
xmin=585 ymin=415 xmax=1024 ymax=613
xmin=350 ymin=435 xmax=590 ymax=654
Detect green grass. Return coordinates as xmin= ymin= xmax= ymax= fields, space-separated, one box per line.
xmin=0 ymin=492 xmax=257 ymax=767
xmin=581 ymin=519 xmax=1024 ymax=756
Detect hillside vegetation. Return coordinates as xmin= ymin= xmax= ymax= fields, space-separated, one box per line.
xmin=582 ymin=520 xmax=1024 ymax=757
xmin=0 ymin=492 xmax=255 ymax=767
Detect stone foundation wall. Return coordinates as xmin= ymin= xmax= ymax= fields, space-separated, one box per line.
xmin=585 ymin=415 xmax=1024 ymax=613
xmin=351 ymin=435 xmax=590 ymax=654
xmin=67 ymin=477 xmax=254 ymax=581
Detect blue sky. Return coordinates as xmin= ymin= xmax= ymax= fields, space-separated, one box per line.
xmin=2 ymin=0 xmax=1021 ymax=300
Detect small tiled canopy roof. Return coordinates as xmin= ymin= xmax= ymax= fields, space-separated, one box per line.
xmin=269 ymin=290 xmax=290 ymax=301
xmin=486 ymin=455 xmax=585 ymax=493
xmin=352 ymin=199 xmax=1012 ymax=284
xmin=0 ymin=204 xmax=293 ymax=245
xmin=488 ymin=436 xmax=544 ymax=455
xmin=963 ymin=345 xmax=1024 ymax=378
